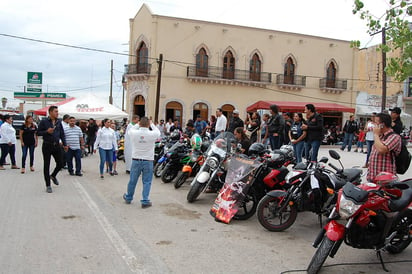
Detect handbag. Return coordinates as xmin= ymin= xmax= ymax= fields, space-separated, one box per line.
xmin=245 ymin=128 xmax=258 ymax=139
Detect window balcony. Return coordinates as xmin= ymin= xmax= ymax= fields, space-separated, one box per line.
xmin=186 ymin=66 xmax=272 ymax=87
xmin=124 ymin=63 xmax=152 ymax=81
xmin=319 ymin=78 xmax=347 ymax=93
xmin=275 ymin=74 xmax=306 ymax=90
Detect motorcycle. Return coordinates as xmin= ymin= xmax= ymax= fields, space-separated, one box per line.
xmin=153 ymin=131 xmax=181 ymax=177
xmin=116 ymin=137 xmax=125 ymax=161
xmin=186 ymin=132 xmax=237 ymax=203
xmin=256 ymin=150 xmax=363 ymax=232
xmin=211 ymin=143 xmax=295 ymax=222
xmin=160 ymin=141 xmax=191 ymax=183
xmin=307 ymin=172 xmax=412 ymax=274
xmin=173 ymin=134 xmax=208 ymax=189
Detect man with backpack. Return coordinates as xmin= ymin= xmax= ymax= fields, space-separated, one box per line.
xmin=367 ymin=112 xmax=403 ymax=182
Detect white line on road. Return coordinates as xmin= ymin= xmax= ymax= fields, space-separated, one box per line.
xmin=72 ymin=179 xmax=143 ymax=273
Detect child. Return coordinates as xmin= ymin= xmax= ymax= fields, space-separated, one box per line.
xmin=354 ymin=129 xmax=366 ymax=153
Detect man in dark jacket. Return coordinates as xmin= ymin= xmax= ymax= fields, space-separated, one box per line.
xmin=301 ymin=104 xmax=323 ymax=162
xmin=389 ymin=107 xmax=403 ymax=134
xmin=227 ymin=110 xmax=244 ymax=133
xmin=267 ymin=104 xmax=285 ymax=150
xmin=341 ymin=115 xmax=358 ymax=152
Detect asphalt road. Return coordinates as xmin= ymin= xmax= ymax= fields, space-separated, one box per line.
xmin=0 ymin=140 xmax=411 ymax=274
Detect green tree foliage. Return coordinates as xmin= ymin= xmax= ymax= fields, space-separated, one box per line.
xmin=353 ymin=0 xmax=412 ymax=81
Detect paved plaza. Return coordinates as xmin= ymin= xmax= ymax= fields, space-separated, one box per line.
xmin=0 ymin=141 xmax=411 ymax=273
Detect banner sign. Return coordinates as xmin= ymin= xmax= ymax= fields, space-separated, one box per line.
xmin=27 ymin=72 xmax=43 ymax=92
xmin=14 ymin=92 xmax=66 ymax=100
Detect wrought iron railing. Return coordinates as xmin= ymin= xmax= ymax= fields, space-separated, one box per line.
xmin=275 ymin=74 xmax=306 ymax=86
xmin=124 ymin=63 xmax=152 ymax=75
xmin=319 ymin=78 xmax=347 ymax=90
xmin=186 ymin=66 xmax=272 ymax=83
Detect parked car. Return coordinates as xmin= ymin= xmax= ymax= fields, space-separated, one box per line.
xmin=11 ymin=114 xmax=25 ymax=137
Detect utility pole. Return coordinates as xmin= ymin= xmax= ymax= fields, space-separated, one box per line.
xmin=109 ymin=59 xmax=113 ymax=105
xmin=121 ymin=75 xmax=126 ymax=111
xmin=381 ymin=27 xmax=387 ymax=112
xmin=154 ymin=54 xmax=163 ymax=122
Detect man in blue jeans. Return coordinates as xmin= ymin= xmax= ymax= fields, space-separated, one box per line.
xmin=341 ymin=115 xmax=358 ymax=152
xmin=302 ymin=104 xmax=323 ymax=162
xmin=123 ymin=117 xmax=160 ymax=208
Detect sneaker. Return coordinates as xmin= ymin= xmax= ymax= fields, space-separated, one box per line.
xmin=141 ymin=202 xmax=152 ymax=208
xmin=30 ymin=167 xmax=35 ymax=172
xmin=113 ymin=170 xmax=118 ymax=175
xmin=75 ymin=173 xmax=83 ymax=177
xmin=109 ymin=172 xmax=114 ymax=176
xmin=123 ymin=194 xmax=131 ymax=204
xmin=362 ymin=164 xmax=369 ymax=168
xmin=11 ymin=165 xmax=19 ymax=169
xmin=0 ymin=166 xmax=5 ymax=170
xmin=354 ymin=149 xmax=358 ymax=152
xmin=46 ymin=186 xmax=53 ymax=193
xmin=50 ymin=176 xmax=59 ymax=185
xmin=21 ymin=168 xmax=25 ymax=174
xmin=100 ymin=175 xmax=104 ymax=179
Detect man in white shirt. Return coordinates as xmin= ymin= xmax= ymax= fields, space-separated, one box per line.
xmin=123 ymin=117 xmax=160 ymax=208
xmin=215 ymin=108 xmax=227 ymax=137
xmin=165 ymin=118 xmax=173 ymax=135
xmin=125 ymin=115 xmax=140 ymax=174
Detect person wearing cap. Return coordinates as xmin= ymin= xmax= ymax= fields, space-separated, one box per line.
xmin=227 ymin=109 xmax=244 ymax=134
xmin=389 ymin=107 xmax=403 ymax=135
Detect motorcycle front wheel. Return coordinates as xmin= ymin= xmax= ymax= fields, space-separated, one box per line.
xmin=173 ymin=171 xmax=189 ymax=189
xmin=233 ymin=187 xmax=259 ymax=220
xmin=386 ymin=211 xmax=412 ymax=254
xmin=307 ymin=236 xmax=335 ymax=274
xmin=154 ymin=162 xmax=166 ymax=177
xmin=187 ymin=180 xmax=207 ymax=203
xmin=161 ymin=166 xmax=179 ymax=183
xmin=257 ymin=195 xmax=297 ymax=232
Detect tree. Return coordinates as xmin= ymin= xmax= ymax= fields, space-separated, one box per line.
xmin=352 ymin=0 xmax=412 ymax=81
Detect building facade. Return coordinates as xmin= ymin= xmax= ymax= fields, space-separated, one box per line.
xmin=124 ymin=4 xmax=357 ymax=128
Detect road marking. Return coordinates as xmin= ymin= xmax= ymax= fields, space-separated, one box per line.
xmin=72 ymin=179 xmax=143 ymax=273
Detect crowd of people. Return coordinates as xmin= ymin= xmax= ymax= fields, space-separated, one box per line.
xmin=0 ymin=104 xmax=407 ymax=208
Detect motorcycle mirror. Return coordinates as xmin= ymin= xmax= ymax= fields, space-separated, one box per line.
xmin=328 ymin=150 xmax=340 ymax=160
xmin=237 ymin=143 xmax=242 ymax=149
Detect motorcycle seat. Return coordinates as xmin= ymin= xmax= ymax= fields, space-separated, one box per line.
xmin=342 ymin=168 xmax=362 ymax=183
xmin=389 ymin=188 xmax=412 ymax=212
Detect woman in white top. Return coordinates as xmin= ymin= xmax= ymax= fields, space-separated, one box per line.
xmin=0 ymin=114 xmax=19 ymax=170
xmin=94 ymin=118 xmax=118 ymax=178
xmin=363 ymin=113 xmax=376 ymax=168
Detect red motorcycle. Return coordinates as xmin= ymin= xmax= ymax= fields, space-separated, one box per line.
xmin=307 ymin=172 xmax=412 ymax=274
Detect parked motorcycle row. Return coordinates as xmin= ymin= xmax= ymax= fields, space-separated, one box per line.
xmin=152 ymin=132 xmax=412 ymax=273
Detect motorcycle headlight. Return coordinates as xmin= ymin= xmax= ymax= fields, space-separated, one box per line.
xmin=207 ymin=157 xmax=219 ymax=169
xmin=338 ymin=195 xmax=362 ymax=219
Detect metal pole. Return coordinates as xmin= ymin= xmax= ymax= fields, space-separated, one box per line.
xmin=381 ymin=28 xmax=387 ymax=112
xmin=154 ymin=54 xmax=163 ymax=122
xmin=109 ymin=59 xmax=113 ymax=105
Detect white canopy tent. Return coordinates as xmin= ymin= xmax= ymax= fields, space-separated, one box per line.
xmin=57 ymin=93 xmax=128 ymax=120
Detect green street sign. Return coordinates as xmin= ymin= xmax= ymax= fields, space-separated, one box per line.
xmin=14 ymin=92 xmax=66 ymax=100
xmin=27 ymin=72 xmax=42 ymax=92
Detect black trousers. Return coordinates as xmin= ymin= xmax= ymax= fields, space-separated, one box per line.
xmin=0 ymin=143 xmax=16 ymax=166
xmin=42 ymin=143 xmax=63 ymax=187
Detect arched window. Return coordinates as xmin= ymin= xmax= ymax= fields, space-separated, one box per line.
xmin=249 ymin=53 xmax=261 ymax=81
xmin=196 ymin=48 xmax=208 ymax=77
xmin=133 ymin=95 xmax=145 ymax=117
xmin=326 ymin=62 xmax=336 ymax=88
xmin=193 ymin=102 xmax=208 ymax=120
xmin=284 ymin=57 xmax=295 ymax=84
xmin=136 ymin=42 xmax=148 ymax=73
xmin=222 ymin=51 xmax=235 ymax=79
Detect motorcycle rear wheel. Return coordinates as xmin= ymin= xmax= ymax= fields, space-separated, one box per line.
xmin=257 ymin=195 xmax=297 ymax=232
xmin=187 ymin=180 xmax=206 ymax=203
xmin=174 ymin=171 xmax=189 ymax=189
xmin=307 ymin=236 xmax=335 ymax=274
xmin=154 ymin=162 xmax=166 ymax=177
xmin=233 ymin=187 xmax=259 ymax=220
xmin=386 ymin=211 xmax=412 ymax=254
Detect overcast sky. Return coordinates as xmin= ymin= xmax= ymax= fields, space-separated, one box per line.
xmin=0 ymin=0 xmax=388 ymax=108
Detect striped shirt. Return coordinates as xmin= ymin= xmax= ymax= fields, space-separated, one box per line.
xmin=64 ymin=125 xmax=83 ymax=150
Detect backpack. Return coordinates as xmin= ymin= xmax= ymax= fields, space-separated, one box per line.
xmin=385 ymin=132 xmax=411 ymax=174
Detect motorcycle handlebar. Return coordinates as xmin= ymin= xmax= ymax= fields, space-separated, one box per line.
xmin=328 ymin=163 xmax=341 ymax=173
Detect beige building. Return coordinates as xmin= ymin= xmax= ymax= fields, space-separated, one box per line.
xmin=124 ymin=4 xmax=357 ymax=128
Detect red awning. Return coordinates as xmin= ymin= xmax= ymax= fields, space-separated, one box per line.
xmin=246 ymin=101 xmax=355 ymax=113
xmin=33 ymin=97 xmax=76 ymax=116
